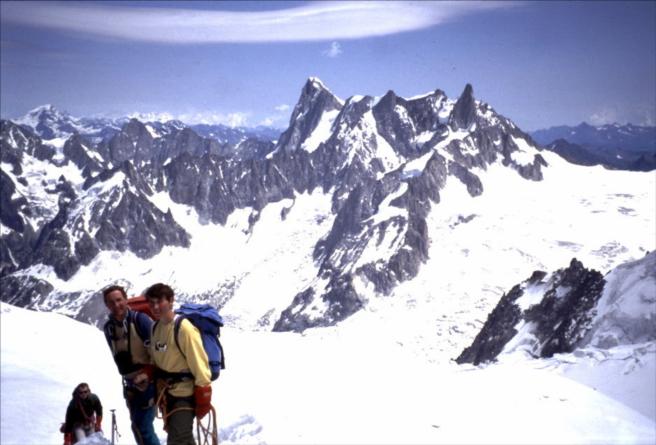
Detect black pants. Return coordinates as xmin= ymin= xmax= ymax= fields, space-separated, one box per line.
xmin=165 ymin=395 xmax=195 ymax=445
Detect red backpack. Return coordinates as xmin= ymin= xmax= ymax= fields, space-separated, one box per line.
xmin=126 ymin=295 xmax=154 ymax=319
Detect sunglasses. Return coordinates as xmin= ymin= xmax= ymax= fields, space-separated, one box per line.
xmin=78 ymin=389 xmax=89 ymax=395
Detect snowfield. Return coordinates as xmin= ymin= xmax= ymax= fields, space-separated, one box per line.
xmin=1 ymin=302 xmax=654 ymax=445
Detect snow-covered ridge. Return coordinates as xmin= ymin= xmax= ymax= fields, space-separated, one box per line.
xmin=456 ymin=247 xmax=655 ymax=375
xmin=585 ymin=251 xmax=656 ymax=348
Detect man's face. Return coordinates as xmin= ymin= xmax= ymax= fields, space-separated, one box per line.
xmin=105 ymin=290 xmax=128 ymax=321
xmin=77 ymin=386 xmax=90 ymax=400
xmin=147 ymin=297 xmax=172 ymax=321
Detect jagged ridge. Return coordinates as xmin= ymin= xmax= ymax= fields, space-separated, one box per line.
xmin=1 ymin=79 xmax=548 ymax=328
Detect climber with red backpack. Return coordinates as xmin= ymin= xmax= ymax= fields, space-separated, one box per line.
xmin=145 ymin=283 xmax=223 ymax=445
xmin=102 ymin=285 xmax=159 ymax=445
xmin=61 ymin=383 xmax=103 ymax=444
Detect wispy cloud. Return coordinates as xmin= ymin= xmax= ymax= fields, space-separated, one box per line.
xmin=259 ymin=117 xmax=276 ymax=127
xmin=588 ymin=104 xmax=656 ymax=127
xmin=0 ymin=1 xmax=517 ymax=44
xmin=323 ymin=41 xmax=343 ymax=58
xmin=129 ymin=110 xmax=252 ymax=127
xmin=589 ymin=107 xmax=619 ymax=126
xmin=259 ymin=104 xmax=294 ymax=127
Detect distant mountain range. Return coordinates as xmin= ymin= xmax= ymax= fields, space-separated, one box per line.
xmin=1 ymin=79 xmax=652 ymax=333
xmin=1 ymin=78 xmax=554 ymax=328
xmin=10 ymin=104 xmax=282 ymax=147
xmin=530 ymin=122 xmax=656 ymax=171
xmin=11 ymin=106 xmax=654 ymax=172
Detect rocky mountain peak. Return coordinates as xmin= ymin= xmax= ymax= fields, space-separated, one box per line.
xmin=25 ymin=104 xmax=69 ymax=121
xmin=299 ymin=77 xmax=343 ymax=110
xmin=449 ymin=83 xmax=476 ymax=130
xmin=304 ymin=76 xmax=330 ymax=93
xmin=123 ymin=118 xmax=150 ymax=138
xmin=29 ymin=104 xmax=57 ymax=115
xmin=377 ymin=90 xmax=399 ymax=106
xmin=96 ymin=118 xmax=154 ymax=166
xmin=14 ymin=104 xmax=78 ymax=140
xmin=274 ymin=78 xmax=344 ymax=154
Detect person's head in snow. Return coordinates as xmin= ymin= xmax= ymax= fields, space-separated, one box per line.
xmin=61 ymin=383 xmax=103 ymax=445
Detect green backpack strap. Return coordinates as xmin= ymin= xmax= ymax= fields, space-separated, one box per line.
xmin=173 ymin=316 xmax=186 ymax=359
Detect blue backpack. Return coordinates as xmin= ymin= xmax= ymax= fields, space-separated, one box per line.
xmin=173 ymin=303 xmax=225 ymax=380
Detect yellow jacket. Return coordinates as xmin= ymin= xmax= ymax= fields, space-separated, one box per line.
xmin=150 ymin=317 xmax=211 ymax=397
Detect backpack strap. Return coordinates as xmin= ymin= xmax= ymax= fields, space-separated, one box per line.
xmin=129 ymin=311 xmax=142 ymax=341
xmin=173 ymin=316 xmax=185 ymax=360
xmin=102 ymin=321 xmax=112 ymax=349
xmin=152 ymin=319 xmax=160 ymax=350
xmin=130 ymin=310 xmax=154 ymax=342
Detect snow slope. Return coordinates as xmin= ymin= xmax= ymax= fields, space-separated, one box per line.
xmin=1 ymin=302 xmax=654 ymax=445
xmin=341 ymin=149 xmax=654 ymax=365
xmin=16 ymin=188 xmax=336 ymax=328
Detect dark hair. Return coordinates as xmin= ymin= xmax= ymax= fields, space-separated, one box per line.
xmin=145 ymin=283 xmax=174 ymax=302
xmin=102 ymin=285 xmax=127 ymax=304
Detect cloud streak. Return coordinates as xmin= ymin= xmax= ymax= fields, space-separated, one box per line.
xmin=128 ymin=110 xmax=252 ymax=127
xmin=323 ymin=41 xmax=343 ymax=58
xmin=1 ymin=1 xmax=517 ymax=44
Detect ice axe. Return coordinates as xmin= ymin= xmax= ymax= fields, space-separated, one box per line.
xmin=110 ymin=409 xmax=121 ymax=445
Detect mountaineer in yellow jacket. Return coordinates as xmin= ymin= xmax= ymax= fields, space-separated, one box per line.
xmin=145 ymin=283 xmax=212 ymax=445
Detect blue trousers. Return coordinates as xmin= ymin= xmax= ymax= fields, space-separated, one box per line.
xmin=125 ymin=383 xmax=159 ymax=445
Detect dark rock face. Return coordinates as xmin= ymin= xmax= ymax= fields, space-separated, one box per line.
xmin=64 ymin=134 xmax=104 ymax=176
xmin=449 ymin=161 xmax=483 ymax=197
xmin=0 ymin=275 xmax=54 ymax=307
xmin=93 ymin=189 xmax=190 ymax=258
xmin=449 ymin=84 xmax=476 ymax=130
xmin=457 ymin=259 xmax=606 ymax=365
xmin=628 ymin=151 xmax=656 ymax=171
xmin=456 ymin=285 xmax=525 ymax=365
xmin=373 ymin=91 xmax=420 ymax=158
xmin=105 ymin=119 xmax=155 ymax=165
xmin=275 ymin=78 xmax=343 ymax=154
xmin=0 ymin=170 xmax=25 ymax=233
xmin=233 ymin=138 xmax=276 ymax=161
xmin=274 ymin=150 xmax=448 ymax=331
xmin=2 ymin=79 xmax=553 ymax=330
xmin=1 ymin=120 xmax=54 ymax=173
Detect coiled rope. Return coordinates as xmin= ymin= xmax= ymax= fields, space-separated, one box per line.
xmin=155 ymin=384 xmax=218 ymax=445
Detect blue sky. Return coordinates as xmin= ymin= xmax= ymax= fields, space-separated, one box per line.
xmin=1 ymin=1 xmax=654 ymax=131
